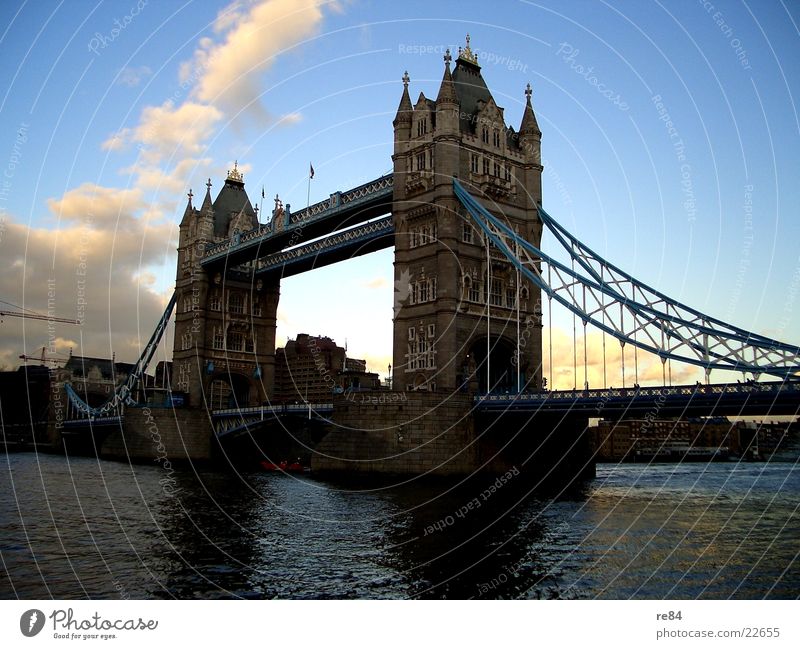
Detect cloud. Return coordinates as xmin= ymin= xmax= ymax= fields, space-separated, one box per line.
xmin=47 ymin=183 xmax=144 ymax=228
xmin=542 ymin=327 xmax=701 ymax=390
xmin=184 ymin=0 xmax=326 ymax=125
xmin=362 ymin=276 xmax=388 ymax=289
xmin=0 ymin=211 xmax=174 ymax=370
xmin=117 ymin=65 xmax=152 ymax=87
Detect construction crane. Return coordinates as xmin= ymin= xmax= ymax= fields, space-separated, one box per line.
xmin=19 ymin=346 xmax=72 ymax=366
xmin=0 ymin=299 xmax=81 ymax=325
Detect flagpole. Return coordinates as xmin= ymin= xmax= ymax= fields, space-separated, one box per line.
xmin=306 ymin=163 xmax=313 ymax=218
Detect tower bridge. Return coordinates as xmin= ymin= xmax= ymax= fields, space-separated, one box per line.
xmin=50 ymin=37 xmax=800 ymax=480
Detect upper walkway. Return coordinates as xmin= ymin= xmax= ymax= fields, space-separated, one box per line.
xmin=201 ymin=174 xmax=393 ymax=270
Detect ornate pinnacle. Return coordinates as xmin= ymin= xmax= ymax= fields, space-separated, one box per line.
xmin=402 ymin=71 xmax=410 ymax=87
xmin=444 ymin=48 xmax=452 ymax=67
xmin=187 ymin=189 xmax=193 ymax=201
xmin=458 ymin=33 xmax=478 ymax=64
xmin=227 ymin=160 xmax=243 ymax=183
xmin=206 ymin=178 xmax=212 ymax=191
xmin=525 ymin=82 xmax=533 ymax=101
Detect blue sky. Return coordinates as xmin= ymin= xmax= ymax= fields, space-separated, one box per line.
xmin=0 ymin=0 xmax=798 ymax=388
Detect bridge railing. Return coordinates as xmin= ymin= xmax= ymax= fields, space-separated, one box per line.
xmin=475 ymin=380 xmax=797 ymax=404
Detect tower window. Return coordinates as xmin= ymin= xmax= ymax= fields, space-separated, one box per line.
xmin=470 ymin=154 xmax=479 ymax=174
xmin=417 ymin=118 xmax=427 ymax=137
xmin=493 ymin=129 xmax=501 ymax=147
xmin=227 ymin=330 xmax=244 ymax=351
xmin=228 ymin=292 xmax=244 ymax=314
xmin=210 ymin=292 xmax=222 ymax=311
xmin=481 ymin=126 xmax=489 ymax=143
xmin=494 ymin=161 xmax=501 ymax=177
xmin=505 ymin=165 xmax=512 ymax=181
xmin=463 ymin=222 xmax=473 ymax=244
xmin=213 ymin=327 xmax=224 ymax=350
xmin=416 ymin=151 xmax=426 ymax=171
xmin=482 ymin=158 xmax=490 ymax=175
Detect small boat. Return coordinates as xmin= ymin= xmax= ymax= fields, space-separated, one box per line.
xmin=260 ymin=459 xmax=310 ymax=473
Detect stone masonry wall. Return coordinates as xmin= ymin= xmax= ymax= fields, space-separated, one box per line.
xmin=312 ymin=392 xmax=478 ymax=476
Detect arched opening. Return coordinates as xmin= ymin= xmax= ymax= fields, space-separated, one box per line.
xmin=467 ymin=336 xmax=518 ymax=394
xmin=209 ymin=373 xmax=251 ymax=410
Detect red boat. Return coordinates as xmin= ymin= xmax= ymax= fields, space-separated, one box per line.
xmin=260 ymin=460 xmax=310 ymax=473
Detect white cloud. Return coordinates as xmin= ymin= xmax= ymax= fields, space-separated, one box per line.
xmin=185 ymin=0 xmax=326 ymax=125
xmin=117 ymin=65 xmax=152 ymax=87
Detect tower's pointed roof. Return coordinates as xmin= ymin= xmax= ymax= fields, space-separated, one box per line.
xmin=519 ymin=83 xmax=541 ymax=136
xmin=436 ymin=49 xmax=458 ymax=106
xmin=450 ymin=34 xmax=495 ymax=133
xmin=212 ymin=162 xmax=255 ymax=237
xmin=393 ymin=71 xmax=413 ymax=126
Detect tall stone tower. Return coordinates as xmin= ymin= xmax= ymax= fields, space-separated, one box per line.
xmin=392 ymin=36 xmax=544 ymax=394
xmin=173 ymin=163 xmax=279 ymax=410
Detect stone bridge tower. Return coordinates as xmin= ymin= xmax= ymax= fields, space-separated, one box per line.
xmin=391 ymin=36 xmax=544 ymax=394
xmin=173 ymin=163 xmax=279 ymax=410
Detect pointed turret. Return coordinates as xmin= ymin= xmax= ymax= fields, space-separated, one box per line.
xmin=436 ymin=49 xmax=458 ymax=106
xmin=435 ymin=49 xmax=459 ymax=135
xmin=519 ymin=83 xmax=541 ymax=136
xmin=180 ymin=189 xmax=194 ymax=228
xmin=393 ymin=71 xmax=413 ymax=128
xmin=201 ymin=178 xmax=214 ymax=214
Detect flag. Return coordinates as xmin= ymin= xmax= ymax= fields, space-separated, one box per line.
xmin=309 ymin=163 xmax=315 ymax=179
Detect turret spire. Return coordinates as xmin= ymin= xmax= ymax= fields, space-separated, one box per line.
xmin=201 ymin=178 xmax=213 ymax=213
xmin=436 ymin=49 xmax=458 ymax=106
xmin=393 ymin=71 xmax=413 ymax=127
xmin=519 ymin=82 xmax=541 ymax=135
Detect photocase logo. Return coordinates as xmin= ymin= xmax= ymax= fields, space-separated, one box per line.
xmin=394 ymin=268 xmax=411 ymax=317
xmin=20 ymin=609 xmax=45 ymax=637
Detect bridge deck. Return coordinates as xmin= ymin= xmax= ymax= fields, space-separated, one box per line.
xmin=476 ymin=381 xmax=800 ymax=417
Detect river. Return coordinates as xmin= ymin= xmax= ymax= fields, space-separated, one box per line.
xmin=1 ymin=452 xmax=797 ymax=599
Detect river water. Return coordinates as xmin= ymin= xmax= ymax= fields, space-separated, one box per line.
xmin=1 ymin=452 xmax=797 ymax=599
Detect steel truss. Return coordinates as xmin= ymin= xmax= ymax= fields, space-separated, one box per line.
xmin=65 ymin=293 xmax=177 ymax=417
xmin=453 ymin=180 xmax=800 ymax=379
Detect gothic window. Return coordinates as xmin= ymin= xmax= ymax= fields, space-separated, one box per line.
xmin=505 ymin=165 xmax=512 ymax=181
xmin=411 ymin=283 xmax=418 ymax=304
xmin=408 ymin=327 xmax=416 ymax=341
xmin=226 ymin=330 xmax=244 ymax=351
xmin=419 ymin=281 xmax=429 ymax=303
xmin=462 ymin=221 xmax=473 ymax=244
xmin=490 ymin=278 xmax=503 ymax=306
xmin=506 ymin=288 xmax=516 ymax=308
xmin=410 ymin=229 xmax=418 ymax=248
xmin=416 ymin=151 xmax=426 ymax=171
xmin=494 ymin=161 xmax=501 ymax=177
xmin=417 ymin=117 xmax=427 ymax=137
xmin=181 ymin=332 xmax=192 ymax=350
xmin=245 ymin=335 xmax=255 ymax=353
xmin=210 ymin=292 xmax=222 ymax=311
xmin=469 ymin=281 xmax=481 ymax=303
xmin=228 ymin=292 xmax=244 ymax=314
xmin=493 ymin=129 xmax=500 ymax=147
xmin=251 ymin=300 xmax=262 ymax=317
xmin=213 ymin=327 xmax=224 ymax=350
xmin=431 ymin=277 xmax=437 ymax=300
xmin=470 ymin=154 xmax=479 ymax=173
xmin=482 ymin=158 xmax=490 ymax=175
xmin=481 ymin=126 xmax=489 ymax=143
xmin=183 ymin=298 xmax=192 ymax=313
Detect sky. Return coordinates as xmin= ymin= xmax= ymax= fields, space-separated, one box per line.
xmin=0 ymin=0 xmax=798 ymax=389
